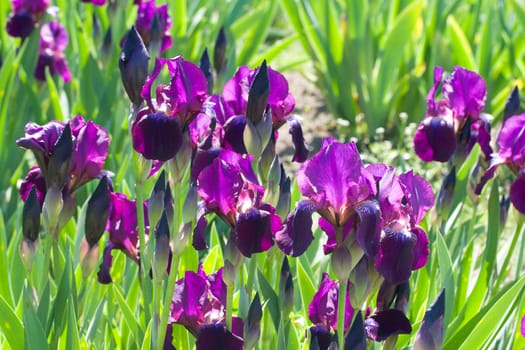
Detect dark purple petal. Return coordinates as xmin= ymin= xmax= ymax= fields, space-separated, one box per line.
xmin=309 ymin=325 xmax=333 ymax=350
xmin=411 ymin=227 xmax=429 ymax=270
xmin=191 ymin=147 xmax=221 ymax=183
xmin=355 ymin=201 xmax=381 ymax=258
xmin=6 ymin=12 xmax=34 ymax=38
xmin=192 ymin=207 xmax=209 ymax=250
xmin=223 ymin=115 xmax=247 ymax=154
xmin=223 ymin=66 xmax=251 ymax=115
xmin=267 ymin=67 xmax=295 ymax=124
xmin=132 ymin=112 xmax=183 ymax=161
xmin=346 ymin=311 xmax=367 ymax=350
xmin=39 ymin=21 xmax=68 ymax=53
xmin=141 ymin=57 xmax=166 ymax=111
xmin=442 ymin=66 xmax=486 ymax=118
xmin=399 ymin=170 xmax=435 ymax=226
xmin=275 ymin=200 xmax=316 ymax=257
xmin=414 ymin=116 xmax=456 ymax=162
xmin=468 ymin=115 xmax=493 ymax=160
xmin=69 ymin=115 xmax=110 ymax=191
xmin=318 ymin=217 xmax=353 ymax=254
xmin=288 ymin=116 xmax=309 ymax=162
xmin=426 ymin=66 xmax=444 ymax=115
xmin=364 ymin=309 xmax=412 ymax=342
xmin=375 ymin=167 xmax=403 ymax=222
xmin=204 ymin=94 xmax=235 ymax=126
xmin=97 ymin=244 xmax=114 ymax=284
xmin=232 ymin=207 xmax=275 ymax=257
xmin=510 ymin=173 xmax=525 ymax=214
xmin=164 ymin=324 xmax=176 ymax=350
xmin=12 ymin=0 xmax=50 ymax=14
xmin=135 ymin=1 xmax=172 ymax=53
xmin=196 ymin=323 xmax=243 ymax=350
xmin=20 ymin=166 xmax=47 ymax=206
xmin=375 ymin=229 xmax=417 ymax=285
xmin=207 ymin=267 xmax=227 ymax=306
xmin=171 ymin=270 xmax=209 ymax=335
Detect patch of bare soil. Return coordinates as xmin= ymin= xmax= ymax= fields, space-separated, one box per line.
xmin=276 ymin=71 xmax=337 ymax=175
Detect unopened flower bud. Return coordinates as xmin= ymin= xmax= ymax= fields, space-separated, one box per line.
xmin=345 ymin=311 xmax=367 ymax=350
xmin=437 ymin=166 xmax=456 ymax=218
xmin=500 ymin=195 xmax=511 ymax=230
xmin=47 ymin=123 xmax=73 ymax=189
xmin=102 ymin=27 xmax=113 ymax=59
xmin=58 ymin=193 xmax=76 ymax=233
xmin=182 ymin=184 xmax=198 ymax=224
xmin=200 ymin=48 xmax=214 ymax=94
xmin=164 ymin=183 xmax=174 ymax=226
xmin=172 ymin=221 xmax=191 ymax=257
xmin=213 ymin=27 xmax=227 ymax=75
xmin=263 ymin=155 xmax=280 ymax=206
xmin=85 ymin=176 xmax=111 ymax=247
xmin=259 ymin=135 xmax=276 ymax=184
xmin=80 ymin=239 xmax=100 ymax=277
xmin=153 ymin=211 xmax=170 ymax=282
xmin=276 ymin=165 xmax=291 ymax=218
xmin=504 ymin=86 xmax=520 ymax=121
xmin=244 ymin=293 xmax=262 ymax=349
xmin=279 ymin=257 xmax=294 ymax=315
xmin=22 ymin=185 xmax=41 ymax=243
xmin=42 ymin=185 xmax=63 ymax=234
xmin=149 ymin=12 xmax=162 ymax=56
xmin=348 ymin=256 xmax=370 ymax=308
xmin=168 ymin=132 xmax=192 ymax=183
xmin=149 ymin=170 xmax=166 ymax=228
xmin=414 ymin=289 xmax=445 ymax=350
xmin=244 ymin=118 xmax=263 ymax=159
xmin=20 ymin=238 xmax=37 ymax=273
xmin=331 ymin=245 xmax=352 ymax=281
xmin=246 ymin=60 xmax=269 ymax=125
xmin=119 ymin=26 xmax=150 ymax=107
xmin=135 ymin=154 xmax=152 ymax=185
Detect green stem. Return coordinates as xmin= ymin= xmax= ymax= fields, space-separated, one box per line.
xmin=337 ymin=277 xmax=348 ymax=349
xmin=152 ymin=280 xmax=162 ymax=350
xmin=383 ymin=335 xmax=398 ymax=350
xmin=156 ymin=257 xmax=180 ymax=350
xmin=226 ymin=282 xmax=234 ymax=331
xmin=494 ymin=219 xmax=524 ymax=292
xmin=39 ymin=234 xmax=53 ymax=293
xmin=246 ymin=257 xmax=256 ymax=298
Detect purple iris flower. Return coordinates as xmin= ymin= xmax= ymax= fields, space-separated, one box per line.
xmin=19 ymin=166 xmax=47 ymax=206
xmin=479 ymin=114 xmax=525 ymax=213
xmin=414 ymin=66 xmax=492 ymax=163
xmin=6 ymin=0 xmax=49 ymax=38
xmin=98 ymin=192 xmax=149 ymax=284
xmin=194 ymin=149 xmax=282 ymax=257
xmin=34 ymin=21 xmax=71 ymax=83
xmin=17 ymin=115 xmax=110 ymax=193
xmin=364 ymin=309 xmax=412 ymax=341
xmin=308 ymin=273 xmax=354 ymax=334
xmin=170 ymin=264 xmax=244 ymax=348
xmin=370 ymin=166 xmax=433 ymax=284
xmin=135 ymin=0 xmax=172 ymax=54
xmin=132 ymin=56 xmax=208 ymax=161
xmin=275 ymin=138 xmax=377 ymax=257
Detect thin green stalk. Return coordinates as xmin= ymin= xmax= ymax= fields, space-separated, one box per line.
xmin=494 ymin=219 xmax=524 ymax=292
xmin=152 ymin=280 xmax=162 ymax=350
xmin=337 ymin=277 xmax=348 ymax=349
xmin=226 ymin=282 xmax=234 ymax=331
xmin=246 ymin=257 xmax=256 ymax=297
xmin=515 ymin=218 xmax=525 ymax=279
xmin=39 ymin=234 xmax=53 ymax=293
xmin=157 ymin=257 xmax=180 ymax=350
xmin=383 ymin=335 xmax=398 ymax=350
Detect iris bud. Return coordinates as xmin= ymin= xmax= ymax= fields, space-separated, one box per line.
xmin=279 ymin=257 xmax=294 ymax=316
xmin=168 ymin=132 xmax=192 ymax=183
xmin=47 ymin=123 xmax=73 ymax=190
xmin=119 ymin=26 xmax=150 ymax=107
xmin=42 ymin=185 xmax=63 ymax=234
xmin=182 ymin=184 xmax=198 ymax=224
xmin=436 ymin=166 xmax=456 ymax=218
xmin=348 ymin=256 xmax=370 ymax=308
xmin=85 ymin=176 xmax=111 ymax=247
xmin=246 ymin=61 xmax=269 ymax=124
xmin=149 ymin=170 xmax=166 ymax=229
xmin=275 ymin=165 xmax=291 ymax=218
xmin=149 ymin=12 xmax=162 ymax=55
xmin=244 ymin=293 xmax=262 ymax=349
xmin=22 ymin=186 xmax=41 ymax=243
xmin=504 ymin=86 xmax=520 ymax=121
xmin=213 ymin=27 xmax=227 ymax=75
xmin=200 ymin=48 xmax=214 ymax=94
xmin=414 ymin=289 xmax=445 ymax=350
xmin=153 ymin=212 xmax=170 ymax=282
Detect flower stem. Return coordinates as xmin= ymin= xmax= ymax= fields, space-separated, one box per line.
xmin=226 ymin=282 xmax=234 ymax=331
xmin=39 ymin=234 xmax=53 ymax=293
xmin=246 ymin=256 xmax=256 ymax=297
xmin=152 ymin=280 xmax=162 ymax=350
xmin=337 ymin=277 xmax=348 ymax=349
xmin=494 ymin=217 xmax=524 ymax=292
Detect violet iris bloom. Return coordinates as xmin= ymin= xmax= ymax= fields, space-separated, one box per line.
xmin=370 ymin=165 xmax=433 ymax=284
xmin=6 ymin=0 xmax=49 ymax=38
xmin=479 ymin=114 xmax=525 ymax=213
xmin=194 ymin=149 xmax=282 ymax=257
xmin=276 ymin=138 xmax=377 ymax=257
xmin=308 ymin=273 xmax=353 ymax=334
xmin=17 ymin=115 xmax=110 ymax=194
xmin=34 ymin=21 xmax=71 ymax=83
xmin=170 ymin=264 xmax=244 ymax=349
xmin=135 ymin=0 xmax=172 ymax=54
xmin=364 ymin=309 xmax=412 ymax=341
xmin=132 ymin=56 xmax=208 ymax=161
xmin=98 ymin=192 xmax=149 ymax=283
xmin=414 ymin=66 xmax=492 ymax=163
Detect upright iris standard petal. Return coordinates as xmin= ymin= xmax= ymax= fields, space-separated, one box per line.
xmin=426 ymin=66 xmax=444 ymax=114
xmin=171 ymin=269 xmax=209 ymax=335
xmin=135 ymin=0 xmax=172 ymax=53
xmin=375 ymin=228 xmax=417 ymax=285
xmin=442 ymin=66 xmax=487 ymax=118
xmin=35 ymin=21 xmax=71 ymax=83
xmin=399 ymin=171 xmax=435 ymax=226
xmin=275 ymin=200 xmax=316 ymax=256
xmin=496 ymin=114 xmax=525 ymax=167
xmin=288 ymin=116 xmax=309 ymax=162
xmin=354 ymin=200 xmax=381 ymax=258
xmin=308 ymin=273 xmax=354 ymax=333
xmin=414 ymin=116 xmax=456 ymax=162
xmin=364 ymin=309 xmax=412 ymax=341
xmin=132 ymin=112 xmax=183 ymax=161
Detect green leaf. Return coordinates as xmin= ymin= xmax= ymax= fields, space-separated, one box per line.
xmin=0 ymin=294 xmax=23 ymax=350
xmin=446 ymin=15 xmax=477 ymax=70
xmin=44 ymin=70 xmax=66 ymax=122
xmin=66 ymin=300 xmax=80 ymax=350
xmin=112 ymin=284 xmax=142 ymax=346
xmin=296 ymin=259 xmax=316 ymax=321
xmin=23 ymin=283 xmax=49 ymax=350
xmin=435 ymin=230 xmax=455 ymax=336
xmin=485 ymin=179 xmax=500 ymax=279
xmin=257 ymin=268 xmax=280 ymax=331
